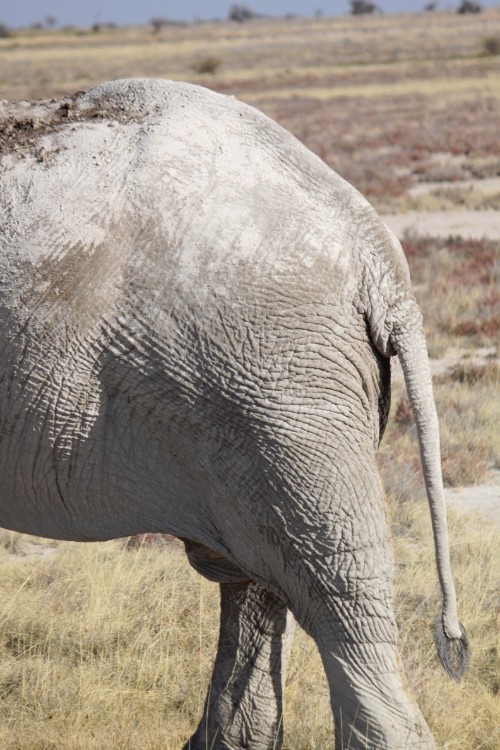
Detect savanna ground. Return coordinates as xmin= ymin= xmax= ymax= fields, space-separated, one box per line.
xmin=0 ymin=9 xmax=499 ymax=749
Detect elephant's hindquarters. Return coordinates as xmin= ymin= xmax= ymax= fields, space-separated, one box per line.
xmin=174 ymin=288 xmax=392 ymax=571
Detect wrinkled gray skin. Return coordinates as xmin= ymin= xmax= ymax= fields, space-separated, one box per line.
xmin=0 ymin=79 xmax=469 ymax=749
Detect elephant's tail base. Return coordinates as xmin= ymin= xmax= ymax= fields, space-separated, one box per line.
xmin=434 ymin=617 xmax=471 ymax=682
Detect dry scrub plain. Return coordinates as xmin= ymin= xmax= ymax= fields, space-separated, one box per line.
xmin=0 ymin=9 xmax=499 ymax=750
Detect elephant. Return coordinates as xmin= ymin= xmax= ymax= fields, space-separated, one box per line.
xmin=0 ymin=78 xmax=470 ymax=749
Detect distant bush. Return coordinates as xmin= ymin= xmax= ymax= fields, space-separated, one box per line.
xmin=482 ymin=35 xmax=500 ymax=55
xmin=0 ymin=22 xmax=10 ymax=38
xmin=150 ymin=17 xmax=185 ymax=32
xmin=191 ymin=55 xmax=222 ymax=74
xmin=151 ymin=17 xmax=168 ymax=32
xmin=424 ymin=1 xmax=438 ymax=10
xmin=90 ymin=21 xmax=118 ymax=34
xmin=350 ymin=0 xmax=380 ymax=15
xmin=228 ymin=4 xmax=259 ymax=22
xmin=457 ymin=1 xmax=482 ymax=13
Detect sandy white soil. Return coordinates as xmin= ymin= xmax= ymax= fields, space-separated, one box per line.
xmin=445 ymin=471 xmax=500 ymax=527
xmin=382 ymin=210 xmax=500 ymax=241
xmin=391 ymin=348 xmax=499 ymax=383
xmin=408 ymin=176 xmax=500 ymax=198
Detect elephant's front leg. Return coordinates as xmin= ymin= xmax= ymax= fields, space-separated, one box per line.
xmin=183 ymin=543 xmax=295 ymax=750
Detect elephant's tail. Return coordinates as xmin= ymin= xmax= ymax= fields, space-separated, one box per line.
xmin=390 ymin=300 xmax=471 ymax=682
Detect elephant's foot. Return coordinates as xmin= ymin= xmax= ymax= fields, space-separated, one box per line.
xmin=182 ymin=580 xmax=294 ymax=750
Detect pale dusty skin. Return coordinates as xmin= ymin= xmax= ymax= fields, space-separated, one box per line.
xmin=0 ymin=79 xmax=469 ymax=749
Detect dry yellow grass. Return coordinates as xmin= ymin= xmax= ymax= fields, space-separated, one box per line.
xmin=0 ymin=536 xmax=215 ymax=749
xmin=0 ymin=504 xmax=497 ymax=750
xmin=391 ymin=503 xmax=499 ymax=750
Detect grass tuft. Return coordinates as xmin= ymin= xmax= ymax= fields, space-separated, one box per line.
xmin=482 ymin=35 xmax=500 ymax=56
xmin=191 ymin=55 xmax=222 ymax=75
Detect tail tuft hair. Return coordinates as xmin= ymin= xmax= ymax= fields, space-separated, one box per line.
xmin=434 ymin=617 xmax=471 ymax=682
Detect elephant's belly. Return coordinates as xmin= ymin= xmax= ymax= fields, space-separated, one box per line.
xmin=0 ymin=366 xmax=204 ymax=541
xmin=0 ymin=422 xmax=203 ymax=542
xmin=0 ymin=292 xmax=389 ymax=546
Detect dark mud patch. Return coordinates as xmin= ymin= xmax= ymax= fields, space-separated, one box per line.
xmin=0 ymin=90 xmax=143 ymax=162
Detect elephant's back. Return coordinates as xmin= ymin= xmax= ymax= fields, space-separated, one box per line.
xmin=0 ymin=78 xmax=387 ymax=342
xmin=0 ymin=78 xmax=372 ymax=279
xmin=0 ymin=77 xmax=333 ymax=182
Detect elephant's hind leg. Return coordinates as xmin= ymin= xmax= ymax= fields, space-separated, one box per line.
xmin=182 ymin=541 xmax=295 ymax=750
xmin=277 ymin=468 xmax=436 ymax=750
xmin=319 ymin=626 xmax=436 ymax=750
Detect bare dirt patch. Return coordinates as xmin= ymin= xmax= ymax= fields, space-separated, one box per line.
xmin=408 ymin=176 xmax=500 ymax=198
xmin=382 ymin=211 xmax=500 ymax=241
xmin=445 ymin=471 xmax=500 ymax=527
